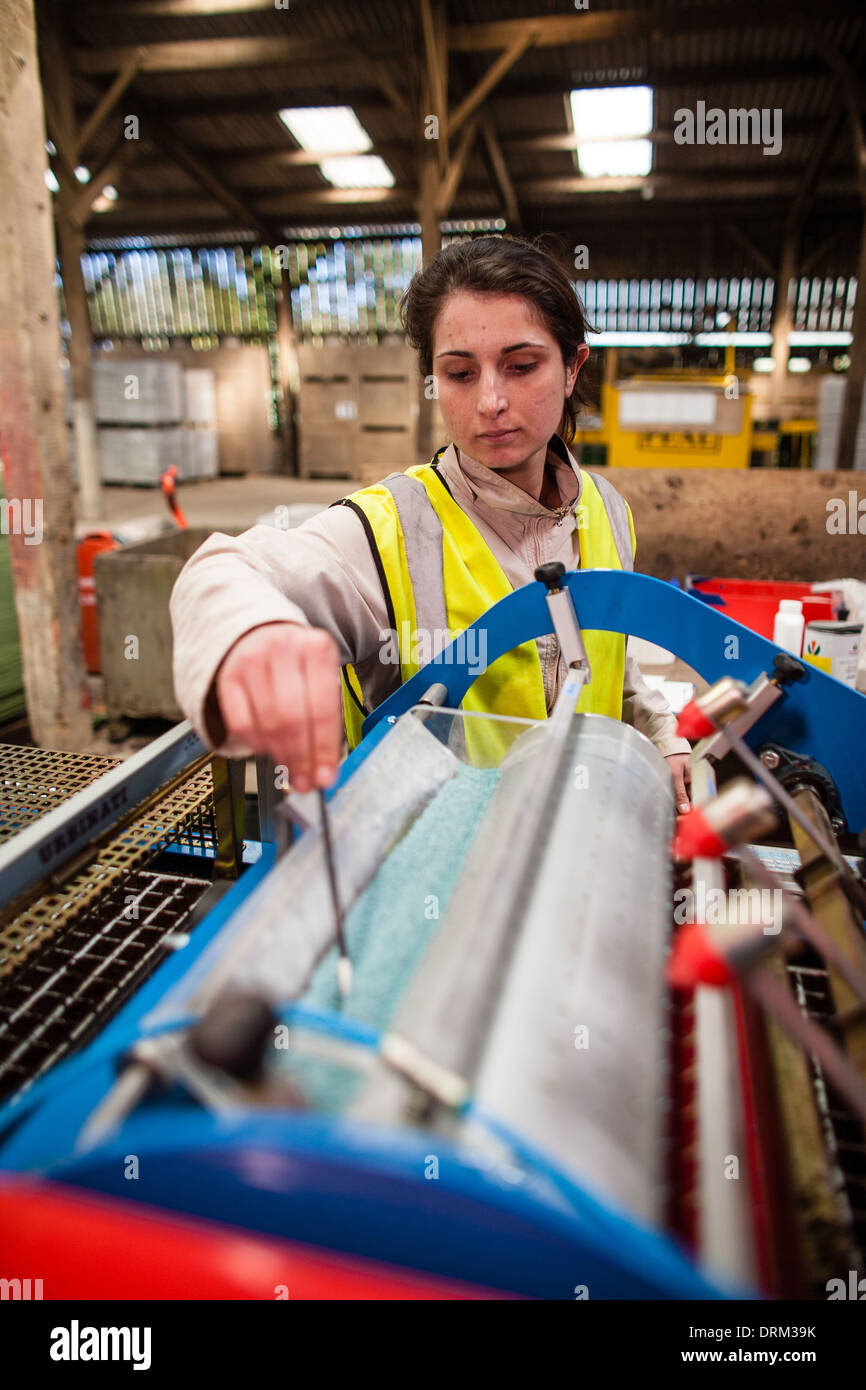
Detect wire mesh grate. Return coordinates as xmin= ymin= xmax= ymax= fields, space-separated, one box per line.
xmin=0 ymin=867 xmax=207 ymax=1100
xmin=0 ymin=764 xmax=217 ymax=981
xmin=0 ymin=744 xmax=119 ymax=846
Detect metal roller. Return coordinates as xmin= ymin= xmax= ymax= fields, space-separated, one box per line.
xmin=144 ymin=711 xmax=459 ymax=1029
xmin=470 ymin=716 xmax=674 ymax=1225
xmin=353 ymin=713 xmax=674 ymax=1228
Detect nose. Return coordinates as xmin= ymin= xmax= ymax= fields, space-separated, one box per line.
xmin=477 ymin=369 xmax=507 ymax=418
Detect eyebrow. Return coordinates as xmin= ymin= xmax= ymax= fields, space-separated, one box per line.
xmin=434 ymin=341 xmax=548 ymax=359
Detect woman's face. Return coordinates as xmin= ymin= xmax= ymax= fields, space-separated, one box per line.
xmin=431 ymin=290 xmax=588 ymax=472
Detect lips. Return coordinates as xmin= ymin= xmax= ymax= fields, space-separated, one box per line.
xmin=480 ymin=429 xmax=518 ymax=441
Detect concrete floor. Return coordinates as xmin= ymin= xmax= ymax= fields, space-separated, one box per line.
xmin=97 ymin=473 xmax=358 ymax=535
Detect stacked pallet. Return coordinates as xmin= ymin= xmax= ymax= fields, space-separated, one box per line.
xmin=298 ymin=344 xmax=420 ymax=482
xmin=94 ymin=359 xmax=218 ymax=485
xmin=815 ymin=375 xmax=866 ymax=471
xmin=181 ymin=368 xmax=219 ymax=481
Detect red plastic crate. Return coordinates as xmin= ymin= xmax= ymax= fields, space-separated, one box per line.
xmin=687 ymin=577 xmax=836 ymax=642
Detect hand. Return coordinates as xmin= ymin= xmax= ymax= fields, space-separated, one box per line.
xmin=665 ymin=753 xmax=692 ymax=814
xmin=215 ymin=622 xmax=343 ymax=793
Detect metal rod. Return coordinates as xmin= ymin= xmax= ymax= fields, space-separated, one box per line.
xmin=318 ymin=789 xmax=351 ymax=997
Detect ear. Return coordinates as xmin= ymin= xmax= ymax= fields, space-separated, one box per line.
xmin=566 ymin=344 xmax=590 ymax=396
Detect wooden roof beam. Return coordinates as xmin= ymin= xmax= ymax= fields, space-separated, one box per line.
xmin=72 ymin=0 xmax=859 ymax=21
xmin=130 ymin=103 xmax=269 ymax=232
xmin=436 ymin=115 xmax=480 ymax=218
xmin=420 ymin=0 xmax=448 ymax=153
xmin=38 ymin=5 xmax=79 ymax=182
xmin=88 ymin=186 xmax=411 ymax=226
xmin=85 ymin=168 xmax=862 ymax=232
xmin=74 ymin=35 xmax=358 ymax=74
xmin=79 ymin=59 xmax=836 ymax=127
xmin=479 ymin=112 xmax=521 ymax=228
xmin=82 ymin=1 xmax=279 ymax=14
xmin=450 ymin=4 xmax=858 ymax=53
xmin=725 ymin=222 xmax=775 ymax=277
xmin=447 ymin=27 xmax=538 ymax=140
xmin=75 ymin=51 xmax=145 ymax=158
xmin=62 ymin=137 xmax=145 ymax=227
xmin=72 ymin=5 xmax=861 ymax=75
xmin=521 ymin=172 xmax=859 ymax=200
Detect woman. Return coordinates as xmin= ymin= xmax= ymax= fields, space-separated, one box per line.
xmin=170 ymin=236 xmax=691 ymax=808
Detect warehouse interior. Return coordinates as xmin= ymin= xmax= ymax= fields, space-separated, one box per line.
xmin=1 ymin=0 xmax=866 ymax=1313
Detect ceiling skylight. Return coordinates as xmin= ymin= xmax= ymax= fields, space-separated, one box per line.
xmin=319 ymin=155 xmax=395 ymax=188
xmin=569 ymin=86 xmax=654 ymax=178
xmin=278 ymin=106 xmax=373 ymax=154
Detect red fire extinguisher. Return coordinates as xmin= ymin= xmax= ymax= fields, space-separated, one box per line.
xmin=77 ymin=530 xmax=119 ymax=674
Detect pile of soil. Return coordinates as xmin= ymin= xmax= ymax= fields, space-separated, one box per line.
xmin=600 ymin=468 xmax=866 ymax=584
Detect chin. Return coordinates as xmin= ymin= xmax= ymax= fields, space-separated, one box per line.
xmin=474 ymin=435 xmax=533 ymax=466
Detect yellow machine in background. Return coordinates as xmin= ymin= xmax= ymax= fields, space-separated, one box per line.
xmin=573 ymin=346 xmax=818 ymax=469
xmin=575 ymin=373 xmax=754 ymax=469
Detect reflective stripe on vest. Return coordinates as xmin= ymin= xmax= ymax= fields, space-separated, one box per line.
xmin=336 ymin=457 xmax=636 ymax=754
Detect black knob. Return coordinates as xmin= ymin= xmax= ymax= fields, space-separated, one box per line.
xmin=535 ymin=561 xmax=566 ymax=592
xmin=773 ymin=653 xmax=808 ymax=686
xmin=189 ymin=992 xmax=278 ymax=1082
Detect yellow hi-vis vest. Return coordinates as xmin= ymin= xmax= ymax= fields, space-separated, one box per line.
xmin=333 ymin=444 xmax=636 ymax=757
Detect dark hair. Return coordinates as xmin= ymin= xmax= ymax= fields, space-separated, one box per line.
xmin=401 ymin=234 xmax=595 ymax=443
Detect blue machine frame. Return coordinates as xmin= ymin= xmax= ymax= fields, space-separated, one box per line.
xmin=3 ymin=570 xmax=863 ymax=1299
xmin=359 ymin=571 xmax=866 ymax=832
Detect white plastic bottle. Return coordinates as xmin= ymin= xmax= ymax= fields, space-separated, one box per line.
xmin=773 ymin=598 xmax=805 ymax=655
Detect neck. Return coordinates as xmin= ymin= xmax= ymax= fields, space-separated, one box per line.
xmin=497 ymin=439 xmax=551 ymax=503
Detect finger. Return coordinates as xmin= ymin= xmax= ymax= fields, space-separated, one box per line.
xmin=273 ymin=646 xmax=316 ymax=794
xmin=254 ymin=643 xmax=315 ymax=793
xmin=300 ymin=631 xmax=342 ymax=786
xmin=217 ymin=669 xmax=257 ymax=749
xmin=674 ymin=773 xmax=690 ymax=813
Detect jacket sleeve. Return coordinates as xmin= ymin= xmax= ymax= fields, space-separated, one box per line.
xmin=621 ymin=646 xmax=691 ymax=757
xmin=169 ymin=505 xmax=390 ymax=753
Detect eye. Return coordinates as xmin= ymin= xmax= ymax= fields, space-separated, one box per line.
xmin=446 ymin=370 xmax=473 ymax=382
xmin=510 ymin=361 xmax=538 ymax=374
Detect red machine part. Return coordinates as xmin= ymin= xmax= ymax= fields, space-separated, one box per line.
xmin=0 ymin=1177 xmax=514 ymax=1300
